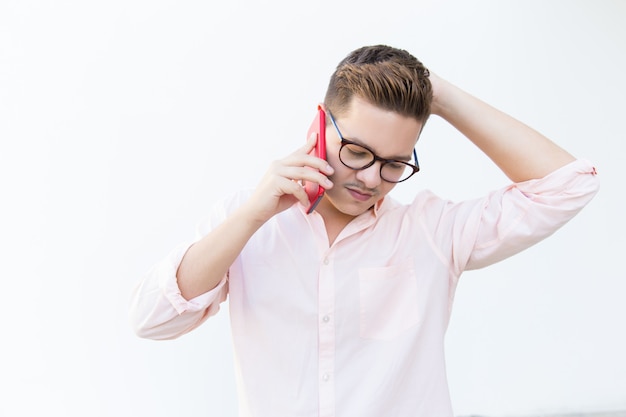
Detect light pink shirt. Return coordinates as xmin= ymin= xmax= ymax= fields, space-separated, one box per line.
xmin=130 ymin=159 xmax=599 ymax=417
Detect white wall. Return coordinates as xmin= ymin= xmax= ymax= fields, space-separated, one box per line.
xmin=1 ymin=1 xmax=624 ymax=416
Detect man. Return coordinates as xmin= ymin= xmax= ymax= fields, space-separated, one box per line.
xmin=130 ymin=45 xmax=599 ymax=416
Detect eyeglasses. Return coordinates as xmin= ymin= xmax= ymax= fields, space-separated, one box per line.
xmin=327 ymin=111 xmax=420 ymax=183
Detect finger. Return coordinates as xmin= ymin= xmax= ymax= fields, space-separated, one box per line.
xmin=300 ymin=155 xmax=334 ymax=176
xmin=288 ymin=138 xmax=334 ymax=172
xmin=293 ymin=182 xmax=313 ymax=207
xmin=280 ymin=151 xmax=334 ymax=177
xmin=278 ymin=165 xmax=334 ymax=189
xmin=302 ymin=132 xmax=318 ymax=154
xmin=275 ymin=176 xmax=311 ymax=207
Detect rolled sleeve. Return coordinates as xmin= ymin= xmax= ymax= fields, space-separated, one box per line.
xmin=129 ymin=191 xmax=252 ymax=340
xmin=129 ymin=241 xmax=229 ymax=340
xmin=465 ymin=158 xmax=599 ymax=270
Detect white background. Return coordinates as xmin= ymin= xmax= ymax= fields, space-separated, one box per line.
xmin=1 ymin=1 xmax=624 ymax=416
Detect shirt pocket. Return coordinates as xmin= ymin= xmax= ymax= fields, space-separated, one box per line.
xmin=358 ymin=258 xmax=420 ymax=340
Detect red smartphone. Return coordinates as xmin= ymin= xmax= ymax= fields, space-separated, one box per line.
xmin=304 ymin=105 xmax=327 ymax=214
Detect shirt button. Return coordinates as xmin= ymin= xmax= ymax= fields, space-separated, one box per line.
xmin=322 ymin=315 xmax=330 ymax=323
xmin=323 ymin=258 xmax=329 ymax=265
xmin=322 ymin=373 xmax=330 ymax=381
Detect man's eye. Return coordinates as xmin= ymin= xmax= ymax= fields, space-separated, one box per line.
xmin=386 ymin=162 xmax=406 ymax=171
xmin=346 ymin=146 xmax=370 ymax=159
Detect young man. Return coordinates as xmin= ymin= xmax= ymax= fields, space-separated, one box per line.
xmin=130 ymin=45 xmax=599 ymax=416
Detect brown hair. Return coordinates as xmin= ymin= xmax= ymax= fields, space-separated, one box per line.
xmin=324 ymin=45 xmax=432 ymax=124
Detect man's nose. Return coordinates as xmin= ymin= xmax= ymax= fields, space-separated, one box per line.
xmin=355 ymin=161 xmax=383 ymax=189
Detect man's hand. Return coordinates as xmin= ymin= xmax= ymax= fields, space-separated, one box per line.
xmin=242 ymin=133 xmax=334 ymax=225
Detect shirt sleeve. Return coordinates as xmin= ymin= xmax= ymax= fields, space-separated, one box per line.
xmin=129 ymin=241 xmax=228 ymax=340
xmin=418 ymin=159 xmax=600 ymax=277
xmin=128 ymin=191 xmax=252 ymax=340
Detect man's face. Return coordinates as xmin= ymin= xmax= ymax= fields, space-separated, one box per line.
xmin=316 ymin=97 xmax=423 ymax=219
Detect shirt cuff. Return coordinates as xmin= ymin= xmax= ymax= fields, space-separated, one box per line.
xmin=516 ymin=158 xmax=599 ymax=196
xmin=158 ymin=242 xmax=228 ymax=315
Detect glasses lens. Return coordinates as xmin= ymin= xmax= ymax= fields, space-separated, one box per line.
xmin=381 ymin=162 xmax=413 ymax=183
xmin=339 ymin=143 xmax=375 ymax=169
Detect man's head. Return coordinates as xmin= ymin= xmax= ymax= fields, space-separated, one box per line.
xmin=324 ymin=44 xmax=432 ymax=124
xmin=314 ymin=45 xmax=432 ymax=219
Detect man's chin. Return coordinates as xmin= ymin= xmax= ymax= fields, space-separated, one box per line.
xmin=331 ymin=199 xmax=374 ymax=217
xmin=319 ymin=189 xmax=378 ymax=218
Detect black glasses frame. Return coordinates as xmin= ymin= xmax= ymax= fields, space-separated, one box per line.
xmin=327 ymin=111 xmax=420 ymax=183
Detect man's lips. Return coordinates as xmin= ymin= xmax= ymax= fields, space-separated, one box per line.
xmin=347 ymin=187 xmax=374 ymax=202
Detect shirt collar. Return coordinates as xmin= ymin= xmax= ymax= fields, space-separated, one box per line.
xmin=372 ymin=197 xmax=386 ymax=217
xmin=298 ymin=196 xmax=391 ymax=219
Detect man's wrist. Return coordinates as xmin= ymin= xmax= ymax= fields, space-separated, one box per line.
xmin=427 ymin=72 xmax=447 ymax=117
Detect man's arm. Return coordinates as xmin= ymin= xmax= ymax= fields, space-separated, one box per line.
xmin=176 ymin=134 xmax=334 ymax=300
xmin=429 ymin=73 xmax=576 ymax=182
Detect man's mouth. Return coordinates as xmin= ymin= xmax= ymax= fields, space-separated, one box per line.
xmin=347 ymin=187 xmax=374 ymax=202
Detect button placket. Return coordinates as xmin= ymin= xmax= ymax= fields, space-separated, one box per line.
xmin=318 ymin=251 xmax=335 ymax=417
